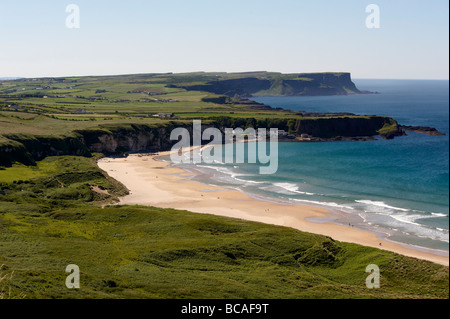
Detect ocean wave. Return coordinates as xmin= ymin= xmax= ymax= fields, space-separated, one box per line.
xmin=354 ymin=199 xmax=449 ymax=223
xmin=235 ymin=177 xmax=265 ymax=184
xmin=355 ymin=200 xmax=410 ymax=212
xmin=387 ymin=212 xmax=424 ymax=227
xmin=292 ymin=198 xmax=355 ymax=211
xmin=431 ymin=212 xmax=449 ymax=217
xmin=354 ymin=199 xmax=427 ymax=226
xmin=358 ymin=210 xmax=450 ymax=243
xmin=271 ymin=182 xmax=316 ymax=196
xmin=197 ymin=165 xmax=239 ymax=175
xmin=196 ymin=165 xmax=264 ymax=185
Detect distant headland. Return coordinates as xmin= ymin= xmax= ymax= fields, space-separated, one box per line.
xmin=171 ymin=71 xmax=375 ymax=97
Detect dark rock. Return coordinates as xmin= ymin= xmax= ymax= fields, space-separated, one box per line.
xmin=400 ymin=125 xmax=446 ymax=136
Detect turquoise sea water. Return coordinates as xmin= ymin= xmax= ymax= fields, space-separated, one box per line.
xmin=166 ymin=80 xmax=449 ymax=252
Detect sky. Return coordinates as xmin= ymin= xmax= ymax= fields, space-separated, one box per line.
xmin=0 ymin=0 xmax=448 ymax=79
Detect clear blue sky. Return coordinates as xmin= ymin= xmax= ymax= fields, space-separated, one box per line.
xmin=0 ymin=0 xmax=448 ymax=79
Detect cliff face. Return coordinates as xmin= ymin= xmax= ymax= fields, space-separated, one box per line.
xmin=295 ymin=116 xmax=402 ymax=138
xmin=0 ymin=117 xmax=403 ymax=167
xmin=0 ymin=124 xmax=190 ymax=166
xmin=181 ymin=73 xmax=362 ymax=97
xmin=81 ymin=125 xmax=182 ymax=154
xmin=0 ymin=141 xmax=35 ymax=166
xmin=0 ymin=135 xmax=90 ymax=167
xmin=185 ymin=78 xmax=271 ymax=97
xmin=295 ymin=73 xmax=360 ymax=95
xmin=209 ymin=115 xmax=403 ymax=140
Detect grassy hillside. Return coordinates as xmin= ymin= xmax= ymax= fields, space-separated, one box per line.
xmin=0 ymin=156 xmax=448 ymax=299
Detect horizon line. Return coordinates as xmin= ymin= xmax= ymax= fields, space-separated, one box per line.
xmin=1 ymin=71 xmax=449 ymax=81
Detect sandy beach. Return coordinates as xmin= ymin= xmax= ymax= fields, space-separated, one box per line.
xmin=98 ymin=152 xmax=449 ymax=266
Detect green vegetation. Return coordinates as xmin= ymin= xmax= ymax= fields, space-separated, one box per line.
xmin=0 ymin=156 xmax=448 ymax=299
xmin=0 ymin=72 xmax=437 ymax=299
xmin=377 ymin=117 xmax=404 ymax=139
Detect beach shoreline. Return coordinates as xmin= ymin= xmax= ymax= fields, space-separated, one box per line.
xmin=97 ymin=152 xmax=449 ymax=266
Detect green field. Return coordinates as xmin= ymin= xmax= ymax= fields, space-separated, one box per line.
xmin=0 ymin=74 xmax=288 ymax=139
xmin=0 ymin=73 xmax=276 ymax=119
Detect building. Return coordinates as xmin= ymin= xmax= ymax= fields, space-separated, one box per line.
xmin=152 ymin=113 xmax=174 ymax=118
xmin=72 ymin=109 xmax=87 ymax=114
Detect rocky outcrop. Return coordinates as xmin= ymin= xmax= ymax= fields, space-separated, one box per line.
xmin=399 ymin=125 xmax=446 ymax=136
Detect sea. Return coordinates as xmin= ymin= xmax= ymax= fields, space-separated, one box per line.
xmin=162 ymin=79 xmax=449 ymax=253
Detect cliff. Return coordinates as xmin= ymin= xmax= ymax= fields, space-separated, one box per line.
xmin=294 ymin=116 xmax=403 ymax=139
xmin=76 ymin=123 xmax=184 ymax=154
xmin=0 ymin=116 xmax=403 ymax=167
xmin=210 ymin=115 xmax=403 ymax=139
xmin=0 ymin=123 xmax=185 ymax=167
xmin=180 ymin=72 xmax=364 ymax=97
